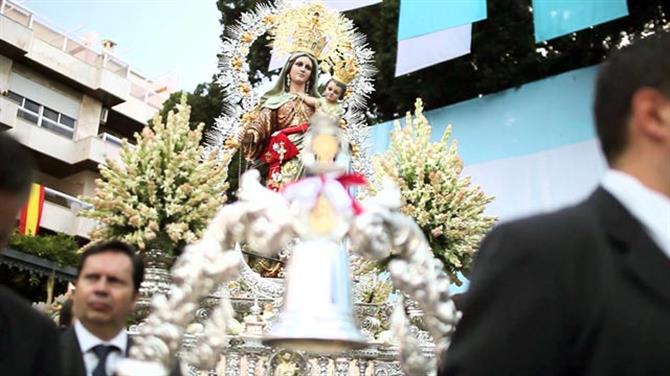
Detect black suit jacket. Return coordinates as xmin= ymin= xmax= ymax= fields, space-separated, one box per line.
xmin=441 ymin=188 xmax=670 ymax=375
xmin=0 ymin=286 xmax=62 ymax=376
xmin=59 ymin=327 xmax=87 ymax=376
xmin=60 ymin=326 xmax=182 ymax=376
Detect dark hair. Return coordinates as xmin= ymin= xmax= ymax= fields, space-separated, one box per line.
xmin=0 ymin=133 xmax=35 ymax=195
xmin=594 ymin=33 xmax=670 ymax=163
xmin=77 ymin=240 xmax=145 ymax=293
xmin=326 ymin=79 xmax=347 ymax=100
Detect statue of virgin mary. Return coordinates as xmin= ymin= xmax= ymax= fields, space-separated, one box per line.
xmin=241 ymin=51 xmax=321 ymax=191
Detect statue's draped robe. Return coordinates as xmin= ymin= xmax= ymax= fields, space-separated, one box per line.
xmin=247 ymin=95 xmax=315 ymax=190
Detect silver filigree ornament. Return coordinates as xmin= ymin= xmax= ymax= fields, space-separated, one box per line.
xmin=117 ymin=171 xmax=297 ymax=375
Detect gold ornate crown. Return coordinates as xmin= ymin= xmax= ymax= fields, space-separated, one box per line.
xmin=270 ymin=2 xmax=347 ymax=61
xmin=330 ymin=56 xmax=358 ymax=84
xmin=290 ymin=9 xmax=329 ymax=58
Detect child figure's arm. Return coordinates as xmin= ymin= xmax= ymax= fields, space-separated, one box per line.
xmin=298 ymin=92 xmax=317 ymax=108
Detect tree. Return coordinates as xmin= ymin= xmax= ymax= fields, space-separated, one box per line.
xmin=349 ymin=0 xmax=668 ymax=120
xmin=156 ymin=79 xmax=224 ymax=134
xmin=207 ymin=0 xmax=668 ymax=122
xmin=157 ymin=0 xmax=667 ymax=195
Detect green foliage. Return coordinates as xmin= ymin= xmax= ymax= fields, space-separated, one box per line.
xmin=154 ymin=80 xmax=225 ymax=136
xmin=9 ymin=231 xmax=80 ymax=267
xmin=348 ymin=0 xmax=668 ymax=121
xmin=211 ymin=0 xmax=668 ymax=122
xmin=161 ymin=0 xmax=667 ymax=195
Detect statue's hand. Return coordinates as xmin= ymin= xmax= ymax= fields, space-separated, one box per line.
xmin=241 ymin=129 xmax=260 ymax=159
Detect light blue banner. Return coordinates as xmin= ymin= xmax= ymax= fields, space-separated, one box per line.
xmin=533 ymin=0 xmax=628 ymax=42
xmin=397 ymin=0 xmax=487 ymax=41
xmin=370 ymin=65 xmax=598 ymax=165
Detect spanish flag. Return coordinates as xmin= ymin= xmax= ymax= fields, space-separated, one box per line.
xmin=18 ymin=183 xmax=45 ymax=236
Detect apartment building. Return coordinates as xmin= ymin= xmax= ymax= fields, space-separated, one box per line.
xmin=0 ymin=0 xmax=174 ymax=240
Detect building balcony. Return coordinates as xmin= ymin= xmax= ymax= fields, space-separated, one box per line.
xmin=112 ymin=91 xmax=163 ymax=125
xmin=0 ymin=2 xmax=128 ymax=105
xmin=3 ymin=96 xmax=127 ymax=172
xmin=0 ymin=0 xmax=171 ymax=114
xmin=41 ymin=186 xmax=95 ymax=239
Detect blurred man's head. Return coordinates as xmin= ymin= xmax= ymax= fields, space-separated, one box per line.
xmin=0 ymin=133 xmax=35 ymax=248
xmin=594 ymin=33 xmax=670 ymax=195
xmin=73 ymin=240 xmax=144 ymax=340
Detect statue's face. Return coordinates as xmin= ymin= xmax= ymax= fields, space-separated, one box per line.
xmin=289 ymin=56 xmax=313 ymax=86
xmin=324 ymin=80 xmax=343 ymax=102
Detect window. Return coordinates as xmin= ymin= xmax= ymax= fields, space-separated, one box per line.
xmin=60 ymin=114 xmax=76 ymax=128
xmin=8 ymin=91 xmax=77 ymax=139
xmin=6 ymin=91 xmax=22 ymax=104
xmin=43 ymin=107 xmax=59 ymax=122
xmin=23 ymin=98 xmax=40 ymax=113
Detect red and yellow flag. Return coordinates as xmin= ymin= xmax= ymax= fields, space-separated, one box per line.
xmin=18 ymin=183 xmax=45 ymax=236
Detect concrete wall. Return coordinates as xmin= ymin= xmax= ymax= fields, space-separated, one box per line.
xmin=0 ymin=54 xmax=11 ymax=90
xmin=76 ymin=94 xmax=102 ymax=140
xmin=37 ymin=170 xmax=98 ymax=198
xmin=10 ymin=62 xmax=82 ymax=117
xmin=0 ymin=13 xmax=32 ymax=52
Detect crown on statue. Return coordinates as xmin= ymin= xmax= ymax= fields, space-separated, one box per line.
xmin=271 ymin=2 xmax=344 ymax=61
xmin=331 ymin=56 xmax=358 ymax=84
xmin=290 ymin=10 xmax=329 ymax=58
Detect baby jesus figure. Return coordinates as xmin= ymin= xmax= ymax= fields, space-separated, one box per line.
xmin=299 ymin=78 xmax=346 ymax=121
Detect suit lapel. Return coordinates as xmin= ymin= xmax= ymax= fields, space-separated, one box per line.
xmin=591 ymin=188 xmax=670 ymax=306
xmin=61 ymin=327 xmax=87 ymax=376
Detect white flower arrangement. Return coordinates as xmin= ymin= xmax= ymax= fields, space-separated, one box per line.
xmin=81 ymin=97 xmax=229 ymax=254
xmin=369 ymin=99 xmax=496 ymax=285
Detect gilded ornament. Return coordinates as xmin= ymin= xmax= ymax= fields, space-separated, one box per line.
xmin=241 ymin=32 xmax=253 ymax=44
xmin=262 ymin=14 xmax=275 ymax=25
xmin=240 ymin=82 xmax=251 ymax=96
xmin=241 ymin=110 xmax=258 ymax=125
xmin=331 ymin=56 xmax=358 ymax=85
xmin=269 ymin=2 xmax=348 ymax=62
xmin=223 ymin=138 xmax=239 ymax=149
xmin=232 ymin=56 xmax=243 ymax=70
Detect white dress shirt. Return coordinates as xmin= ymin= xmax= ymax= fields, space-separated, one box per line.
xmin=73 ymin=320 xmax=128 ymax=376
xmin=601 ymin=169 xmax=670 ymax=259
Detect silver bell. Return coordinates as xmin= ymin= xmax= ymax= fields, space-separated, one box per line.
xmin=264 ymin=238 xmax=367 ymax=353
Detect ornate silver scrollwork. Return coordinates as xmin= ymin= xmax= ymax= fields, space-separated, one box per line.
xmin=119 ymin=171 xmax=297 ymax=374
xmin=236 ymin=246 xmax=284 ymax=300
xmin=121 ymin=173 xmax=458 ymax=376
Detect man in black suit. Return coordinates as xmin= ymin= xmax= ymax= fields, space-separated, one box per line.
xmin=61 ymin=240 xmax=146 ymax=376
xmin=0 ymin=133 xmax=62 ymax=375
xmin=441 ymin=34 xmax=670 ymax=375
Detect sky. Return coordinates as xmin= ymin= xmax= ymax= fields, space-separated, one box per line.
xmin=23 ymin=0 xmax=222 ymax=91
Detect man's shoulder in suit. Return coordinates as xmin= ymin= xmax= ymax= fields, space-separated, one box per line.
xmin=0 ymin=285 xmax=57 ymax=331
xmin=487 ymin=195 xmax=599 ymax=252
xmin=0 ymin=285 xmax=62 ymax=376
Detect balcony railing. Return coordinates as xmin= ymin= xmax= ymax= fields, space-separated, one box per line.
xmin=44 ymin=186 xmax=92 ymax=211
xmin=129 ymin=78 xmax=171 ymax=110
xmin=1 ymin=0 xmax=130 ymax=78
xmin=0 ymin=0 xmax=33 ymax=28
xmin=40 ymin=186 xmax=95 ymax=239
xmin=98 ymin=132 xmax=124 ymax=148
xmin=1 ymin=0 xmax=172 ymax=109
